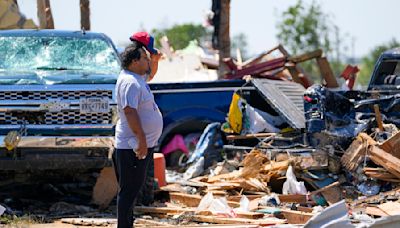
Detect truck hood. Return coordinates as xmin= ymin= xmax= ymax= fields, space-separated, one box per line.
xmin=0 ymin=70 xmax=118 ymax=85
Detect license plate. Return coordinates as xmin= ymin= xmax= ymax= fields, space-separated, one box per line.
xmin=80 ymin=98 xmax=109 ymax=113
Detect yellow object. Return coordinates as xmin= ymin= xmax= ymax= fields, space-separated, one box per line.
xmin=4 ymin=130 xmax=21 ymax=151
xmin=227 ymin=93 xmax=243 ymax=134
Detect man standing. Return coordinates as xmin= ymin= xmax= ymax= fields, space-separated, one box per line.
xmin=113 ymin=32 xmax=163 ymax=228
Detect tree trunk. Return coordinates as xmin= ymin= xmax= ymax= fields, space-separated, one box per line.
xmin=218 ymin=0 xmax=230 ymax=79
xmin=80 ymin=0 xmax=90 ymax=31
xmin=37 ymin=0 xmax=54 ymax=29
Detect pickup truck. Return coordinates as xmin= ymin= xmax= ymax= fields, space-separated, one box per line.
xmin=304 ymin=48 xmax=400 ymax=148
xmin=0 ymin=30 xmax=308 ymax=207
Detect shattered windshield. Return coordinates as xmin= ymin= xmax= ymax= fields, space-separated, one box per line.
xmin=0 ymin=36 xmax=120 ymax=73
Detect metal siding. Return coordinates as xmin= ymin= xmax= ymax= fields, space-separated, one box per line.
xmin=251 ymin=79 xmax=305 ymax=129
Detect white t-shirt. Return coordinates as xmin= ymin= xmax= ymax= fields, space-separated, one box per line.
xmin=115 ymin=70 xmax=163 ymax=149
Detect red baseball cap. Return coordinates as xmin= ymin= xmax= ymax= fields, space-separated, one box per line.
xmin=129 ymin=31 xmax=157 ymax=54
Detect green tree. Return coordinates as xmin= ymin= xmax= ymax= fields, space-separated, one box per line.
xmin=357 ymin=38 xmax=400 ymax=86
xmin=151 ymin=23 xmax=209 ymax=50
xmin=276 ymin=0 xmax=347 ymax=82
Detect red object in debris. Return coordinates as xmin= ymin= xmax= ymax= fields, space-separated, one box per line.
xmin=304 ymin=96 xmax=313 ymax=103
xmin=341 ymin=65 xmax=360 ymax=90
xmin=225 ymin=57 xmax=287 ymax=79
xmin=154 ymin=153 xmax=166 ymax=187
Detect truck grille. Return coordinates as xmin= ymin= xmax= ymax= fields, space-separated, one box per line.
xmin=0 ymin=110 xmax=113 ymax=125
xmin=0 ymin=90 xmax=113 ymax=100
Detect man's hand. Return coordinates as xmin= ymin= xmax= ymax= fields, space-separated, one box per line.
xmin=150 ymin=50 xmax=162 ymax=62
xmin=136 ymin=139 xmax=148 ymax=160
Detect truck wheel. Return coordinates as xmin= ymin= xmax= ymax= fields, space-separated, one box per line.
xmin=166 ymin=150 xmax=187 ymax=168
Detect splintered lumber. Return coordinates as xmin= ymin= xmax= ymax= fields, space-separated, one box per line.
xmin=380 ymin=131 xmax=400 ymax=158
xmin=378 ymin=202 xmax=400 ymax=215
xmin=287 ymin=49 xmax=322 ymax=63
xmin=278 ymin=194 xmax=307 ymax=204
xmin=241 ymin=150 xmax=269 ymax=178
xmin=341 ymin=133 xmax=376 ymax=172
xmin=369 ymin=146 xmax=400 ymax=179
xmin=191 ymin=215 xmax=285 ymax=225
xmin=297 ymin=206 xmax=314 ymax=213
xmin=280 ymin=209 xmax=314 ymax=224
xmin=263 ymin=160 xmax=290 ymax=173
xmin=365 ymin=207 xmax=389 ymax=217
xmin=227 ymin=195 xmax=262 ymax=202
xmin=207 ymin=182 xmax=242 ymax=191
xmin=169 ymin=192 xmax=202 ymax=207
xmin=364 ymin=167 xmax=400 ymax=182
xmin=208 ymin=170 xmax=242 ymax=183
xmin=310 ymin=181 xmax=340 ymax=195
xmin=161 ymin=183 xmax=187 ymax=192
xmin=316 ymin=57 xmax=339 ymax=88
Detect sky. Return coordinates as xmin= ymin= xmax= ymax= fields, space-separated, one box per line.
xmin=17 ymin=0 xmax=400 ymax=58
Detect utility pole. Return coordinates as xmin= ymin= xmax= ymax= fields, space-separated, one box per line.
xmin=212 ymin=0 xmax=231 ymax=79
xmin=80 ymin=0 xmax=90 ymax=31
xmin=37 ymin=0 xmax=54 ymax=29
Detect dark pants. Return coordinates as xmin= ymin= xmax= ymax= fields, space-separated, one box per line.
xmin=112 ymin=148 xmax=154 ymax=228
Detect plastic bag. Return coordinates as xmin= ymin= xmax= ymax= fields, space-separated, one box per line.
xmin=234 ymin=195 xmax=250 ymax=213
xmin=243 ymin=104 xmax=281 ymax=134
xmin=196 ymin=192 xmax=214 ymax=213
xmin=209 ymin=197 xmax=236 ymax=217
xmin=183 ymin=156 xmax=204 ymax=180
xmin=282 ymin=165 xmax=307 ymax=195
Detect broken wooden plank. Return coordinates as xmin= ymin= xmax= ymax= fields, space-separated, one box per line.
xmin=316 ymin=57 xmax=339 ymax=88
xmin=364 ymin=167 xmax=400 ymax=182
xmin=378 ymin=202 xmax=400 ymax=216
xmin=169 ymin=192 xmax=201 ymax=207
xmin=310 ymin=181 xmax=340 ymax=195
xmin=380 ymin=131 xmax=400 ymax=159
xmin=369 ymin=146 xmax=400 ymax=179
xmin=287 ymin=49 xmax=322 ymax=63
xmin=208 ymin=170 xmax=242 ymax=183
xmin=227 ymin=195 xmax=262 ymax=202
xmin=191 ymin=215 xmax=285 ymax=225
xmin=263 ymin=160 xmax=290 ymax=173
xmin=297 ymin=206 xmax=314 ymax=213
xmin=280 ymin=209 xmax=314 ymax=224
xmin=278 ymin=194 xmax=307 ymax=204
xmin=365 ymin=207 xmax=389 ymax=217
xmin=341 ymin=133 xmax=377 ymax=172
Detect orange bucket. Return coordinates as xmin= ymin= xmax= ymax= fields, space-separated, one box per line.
xmin=153 ymin=153 xmax=166 ymax=187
